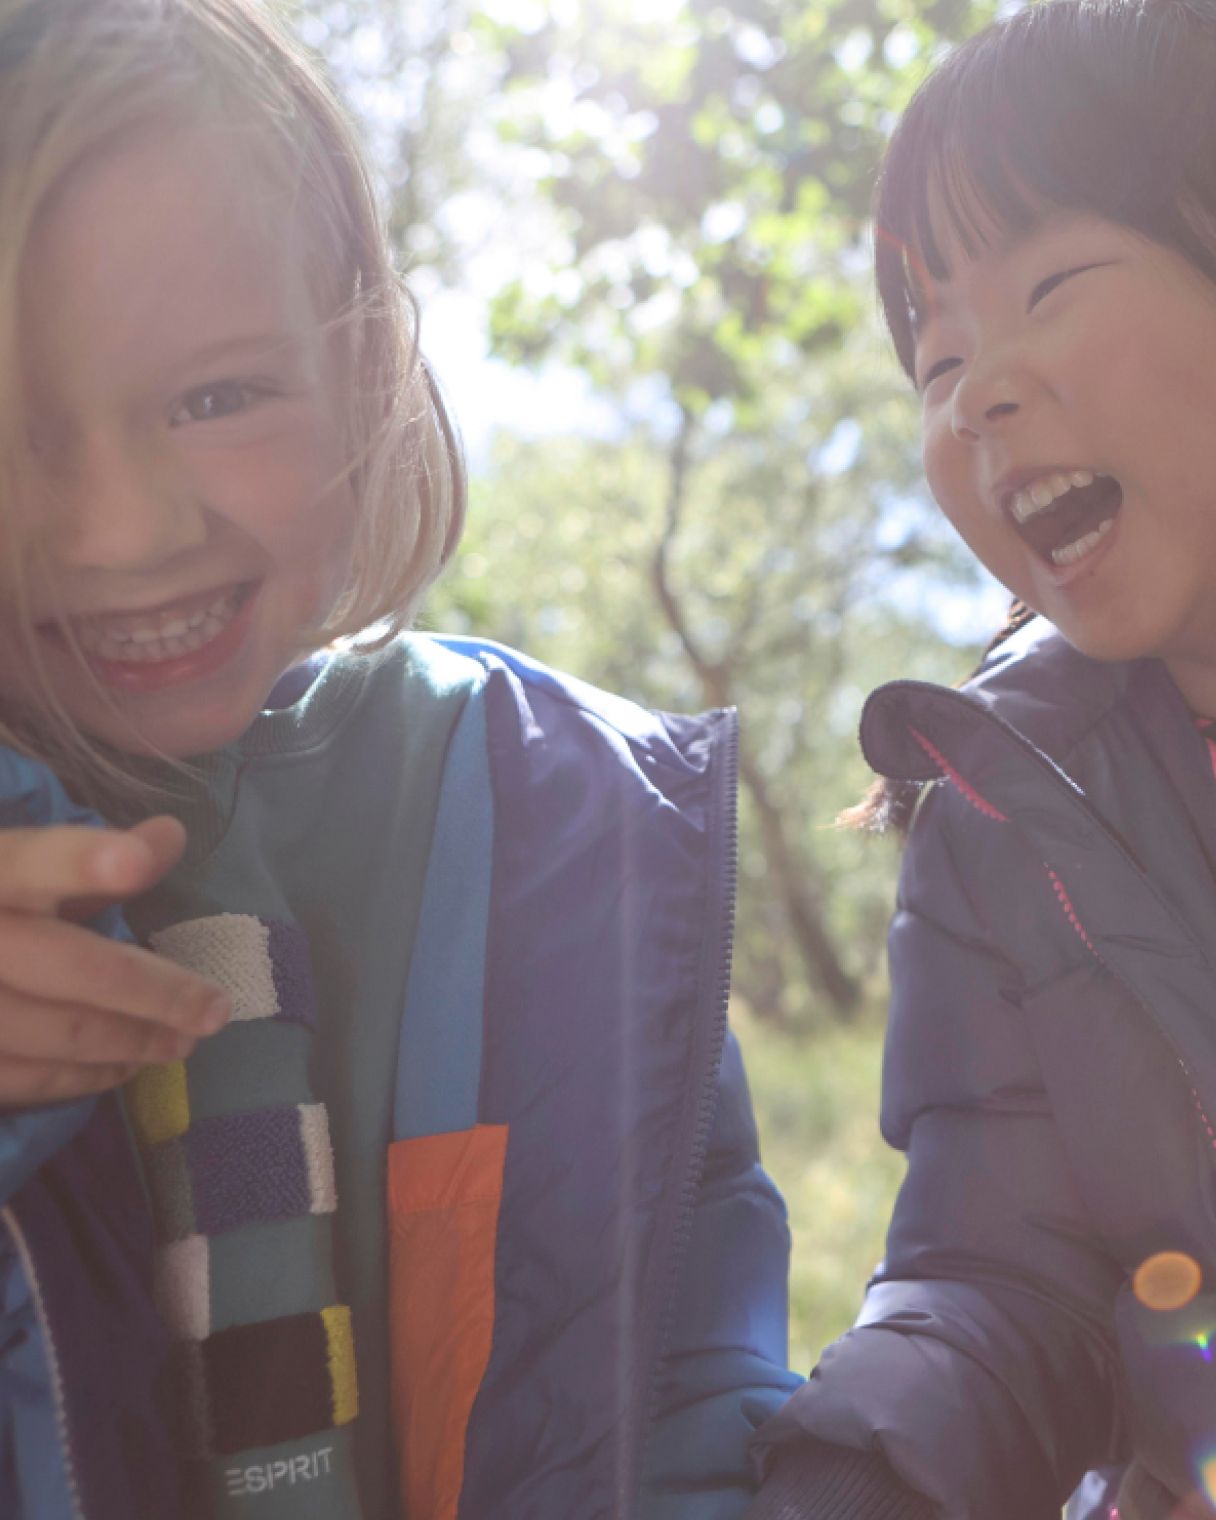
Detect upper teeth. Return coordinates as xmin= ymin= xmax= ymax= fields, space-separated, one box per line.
xmin=1010 ymin=469 xmax=1096 ymax=523
xmin=68 ymin=589 xmax=242 ymax=661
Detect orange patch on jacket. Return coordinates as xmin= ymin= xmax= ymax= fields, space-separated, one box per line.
xmin=387 ymin=1124 xmax=508 ymax=1520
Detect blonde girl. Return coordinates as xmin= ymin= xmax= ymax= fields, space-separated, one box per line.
xmin=0 ymin=2 xmax=799 ymax=1516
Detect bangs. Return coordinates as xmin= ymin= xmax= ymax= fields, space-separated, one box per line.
xmin=874 ymin=0 xmax=1216 ymax=377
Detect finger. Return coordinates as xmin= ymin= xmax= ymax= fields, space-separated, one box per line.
xmin=61 ymin=815 xmax=188 ymax=922
xmin=0 ymin=824 xmax=160 ymax=915
xmin=0 ymin=1058 xmax=144 ymax=1108
xmin=0 ymin=985 xmax=197 ymax=1066
xmin=0 ymin=913 xmax=230 ymax=1036
xmin=126 ymin=814 xmax=188 ymax=871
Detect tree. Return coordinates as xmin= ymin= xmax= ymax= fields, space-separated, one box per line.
xmin=464 ymin=0 xmax=1000 ymax=1018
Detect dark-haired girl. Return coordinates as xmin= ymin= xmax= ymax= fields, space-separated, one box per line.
xmin=747 ymin=2 xmax=1216 ymax=1517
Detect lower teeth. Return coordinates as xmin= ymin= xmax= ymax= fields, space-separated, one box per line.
xmin=1051 ymin=517 xmax=1114 ymax=566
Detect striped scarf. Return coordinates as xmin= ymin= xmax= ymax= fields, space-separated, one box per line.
xmin=126 ymin=913 xmax=364 ymax=1517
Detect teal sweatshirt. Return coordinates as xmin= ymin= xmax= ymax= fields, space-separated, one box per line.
xmin=115 ymin=638 xmax=482 ymax=1519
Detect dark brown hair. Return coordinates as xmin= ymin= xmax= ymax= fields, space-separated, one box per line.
xmin=850 ymin=0 xmax=1216 ymax=833
xmin=875 ymin=0 xmax=1216 ymax=381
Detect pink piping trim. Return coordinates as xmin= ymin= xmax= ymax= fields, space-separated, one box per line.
xmin=1188 ymin=740 xmax=1216 ymax=1144
xmin=1045 ymin=868 xmax=1099 ymax=957
xmin=1194 ymin=1092 xmax=1216 ymax=1154
xmin=908 ymin=728 xmax=1009 ymax=822
xmin=1048 ymin=868 xmax=1216 ymax=1152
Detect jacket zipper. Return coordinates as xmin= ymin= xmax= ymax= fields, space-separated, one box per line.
xmin=2 ymin=1205 xmax=86 ymax=1520
xmin=629 ymin=707 xmax=740 ymax=1515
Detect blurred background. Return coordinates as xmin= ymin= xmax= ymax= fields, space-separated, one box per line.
xmin=287 ymin=0 xmax=1015 ymax=1372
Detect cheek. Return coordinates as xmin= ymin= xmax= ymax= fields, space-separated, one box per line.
xmin=920 ymin=416 xmax=1017 ymax=578
xmin=921 ymin=412 xmax=969 ymax=527
xmin=194 ymin=428 xmax=350 ymax=558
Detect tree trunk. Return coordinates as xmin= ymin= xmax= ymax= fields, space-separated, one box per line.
xmin=651 ymin=410 xmax=861 ymax=1021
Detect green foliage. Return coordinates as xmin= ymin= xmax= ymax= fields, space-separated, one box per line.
xmin=479 ymin=0 xmax=1003 ymax=411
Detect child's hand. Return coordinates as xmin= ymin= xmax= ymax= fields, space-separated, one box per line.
xmin=0 ymin=817 xmax=229 ymax=1105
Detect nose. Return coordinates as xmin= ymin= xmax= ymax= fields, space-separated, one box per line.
xmin=42 ymin=429 xmax=208 ymax=572
xmin=951 ymin=347 xmax=1028 ymax=443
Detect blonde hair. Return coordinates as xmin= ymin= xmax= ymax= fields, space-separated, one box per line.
xmin=0 ymin=0 xmax=465 ymax=775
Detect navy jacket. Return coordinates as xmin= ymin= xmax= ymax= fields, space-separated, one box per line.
xmin=751 ymin=619 xmax=1216 ymax=1519
xmin=0 ymin=639 xmax=800 ymax=1520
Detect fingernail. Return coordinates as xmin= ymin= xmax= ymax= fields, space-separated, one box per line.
xmin=200 ymin=995 xmax=232 ymax=1034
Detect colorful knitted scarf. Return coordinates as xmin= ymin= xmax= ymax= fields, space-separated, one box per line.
xmin=126 ymin=913 xmax=364 ymax=1518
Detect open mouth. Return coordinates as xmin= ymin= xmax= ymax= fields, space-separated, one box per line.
xmin=42 ymin=582 xmax=258 ymax=666
xmin=1006 ymin=471 xmax=1124 ymax=568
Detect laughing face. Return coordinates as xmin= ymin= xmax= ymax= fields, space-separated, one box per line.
xmin=916 ymin=210 xmax=1216 ymax=714
xmin=2 ymin=123 xmax=355 ymax=757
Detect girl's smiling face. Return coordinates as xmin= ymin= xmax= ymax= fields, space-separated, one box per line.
xmin=4 ymin=123 xmax=355 ymax=757
xmin=917 ymin=211 xmax=1216 ymax=714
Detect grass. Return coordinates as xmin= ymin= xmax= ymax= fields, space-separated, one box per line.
xmin=734 ymin=1005 xmax=905 ymax=1372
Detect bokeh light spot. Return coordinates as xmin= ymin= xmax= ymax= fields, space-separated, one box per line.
xmin=1134 ymin=1251 xmax=1203 ymax=1312
xmin=1200 ymin=1452 xmax=1216 ymax=1504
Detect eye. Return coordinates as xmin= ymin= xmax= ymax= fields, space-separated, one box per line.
xmin=170 ymin=380 xmax=267 ymax=426
xmin=1028 ymin=262 xmax=1107 ymax=311
xmin=919 ymin=356 xmax=961 ymax=392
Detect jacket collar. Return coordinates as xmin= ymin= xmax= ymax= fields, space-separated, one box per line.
xmin=861 ymin=626 xmax=1216 ymax=1113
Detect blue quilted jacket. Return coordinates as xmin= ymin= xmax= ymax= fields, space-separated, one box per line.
xmin=0 ymin=639 xmax=800 ymax=1520
xmin=752 ymin=619 xmax=1216 ymax=1519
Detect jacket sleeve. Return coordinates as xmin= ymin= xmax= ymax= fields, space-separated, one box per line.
xmin=641 ymin=1029 xmax=804 ymax=1520
xmin=747 ymin=782 xmax=1126 ymax=1520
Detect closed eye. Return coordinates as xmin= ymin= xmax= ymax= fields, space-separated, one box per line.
xmin=919 ymin=355 xmax=961 ymax=391
xmin=1028 ymin=262 xmax=1110 ymax=311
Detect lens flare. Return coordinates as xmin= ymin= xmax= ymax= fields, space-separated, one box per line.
xmin=1134 ymin=1252 xmax=1203 ymax=1312
xmin=1199 ymin=1450 xmax=1216 ymax=1505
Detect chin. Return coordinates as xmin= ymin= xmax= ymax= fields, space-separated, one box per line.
xmin=1051 ymin=616 xmax=1167 ymax=667
xmin=74 ymin=711 xmax=249 ymax=760
xmin=66 ymin=673 xmax=269 ymax=759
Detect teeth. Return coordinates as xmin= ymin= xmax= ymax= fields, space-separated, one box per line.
xmin=1051 ymin=515 xmax=1114 ymax=566
xmin=1010 ymin=468 xmax=1098 ymax=523
xmin=69 ymin=588 xmax=242 ymax=664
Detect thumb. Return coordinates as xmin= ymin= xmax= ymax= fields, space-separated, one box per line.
xmin=61 ymin=815 xmax=187 ymax=921
xmin=124 ymin=815 xmax=188 ymax=887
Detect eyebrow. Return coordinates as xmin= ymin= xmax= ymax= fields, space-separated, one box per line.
xmin=176 ymin=332 xmax=306 ymax=370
